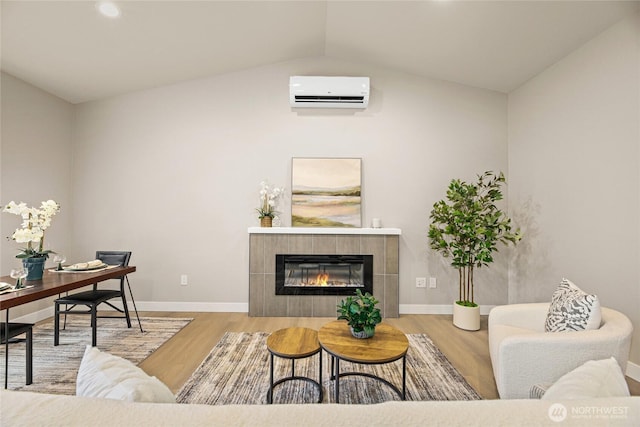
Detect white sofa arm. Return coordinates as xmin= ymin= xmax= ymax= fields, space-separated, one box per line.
xmin=488 ymin=303 xmax=550 ymax=332
xmin=489 ymin=306 xmax=633 ymax=399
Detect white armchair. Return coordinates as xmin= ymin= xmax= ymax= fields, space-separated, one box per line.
xmin=488 ymin=303 xmax=633 ymax=399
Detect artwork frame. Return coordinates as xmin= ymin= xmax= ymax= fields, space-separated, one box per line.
xmin=291 ymin=157 xmax=362 ymax=228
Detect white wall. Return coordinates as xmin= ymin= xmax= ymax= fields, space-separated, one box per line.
xmin=3 ymin=11 xmax=639 ymax=376
xmin=3 ymin=13 xmax=638 ymax=370
xmin=70 ymin=57 xmax=508 ymax=309
xmin=0 ymin=72 xmax=75 ymax=317
xmin=508 ymin=13 xmax=640 ymax=365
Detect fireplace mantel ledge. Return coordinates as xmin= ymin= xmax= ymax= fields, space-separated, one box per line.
xmin=247 ymin=227 xmax=401 ymax=235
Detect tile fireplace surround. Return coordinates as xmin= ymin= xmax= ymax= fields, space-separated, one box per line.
xmin=248 ymin=227 xmax=401 ymax=317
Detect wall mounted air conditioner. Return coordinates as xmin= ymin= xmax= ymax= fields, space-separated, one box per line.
xmin=289 ymin=76 xmax=370 ymax=109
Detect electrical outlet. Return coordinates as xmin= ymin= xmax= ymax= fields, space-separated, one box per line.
xmin=429 ymin=277 xmax=437 ymax=288
xmin=180 ymin=274 xmax=188 ymax=286
xmin=416 ymin=277 xmax=427 ymax=288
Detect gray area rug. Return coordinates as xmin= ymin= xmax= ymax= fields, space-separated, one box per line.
xmin=177 ymin=332 xmax=481 ymax=405
xmin=1 ymin=316 xmax=192 ymax=393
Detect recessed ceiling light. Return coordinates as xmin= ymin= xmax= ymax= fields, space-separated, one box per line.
xmin=97 ymin=2 xmax=121 ymax=18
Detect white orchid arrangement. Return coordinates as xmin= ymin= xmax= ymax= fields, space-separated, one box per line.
xmin=3 ymin=200 xmax=60 ymax=259
xmin=256 ymin=181 xmax=284 ymax=219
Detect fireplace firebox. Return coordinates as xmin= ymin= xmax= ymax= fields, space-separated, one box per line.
xmin=276 ymin=254 xmax=373 ymax=296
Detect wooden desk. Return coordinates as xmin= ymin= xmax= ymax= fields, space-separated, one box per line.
xmin=1 ymin=266 xmax=136 ymax=388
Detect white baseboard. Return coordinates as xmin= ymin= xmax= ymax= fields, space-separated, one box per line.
xmin=133 ymin=301 xmax=248 ymax=313
xmin=9 ymin=301 xmax=248 ymax=323
xmin=12 ymin=306 xmax=54 ymax=323
xmin=399 ymin=304 xmax=496 ymax=316
xmin=626 ymin=360 xmax=640 ymax=382
xmin=16 ymin=303 xmax=493 ymax=321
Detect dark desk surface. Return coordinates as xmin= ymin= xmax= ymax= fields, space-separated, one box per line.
xmin=0 ymin=266 xmax=136 ymax=310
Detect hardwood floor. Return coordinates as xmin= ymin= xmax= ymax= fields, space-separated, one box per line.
xmin=136 ymin=312 xmax=640 ymax=399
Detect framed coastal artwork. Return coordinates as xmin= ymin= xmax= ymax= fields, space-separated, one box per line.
xmin=291 ymin=158 xmax=362 ymax=228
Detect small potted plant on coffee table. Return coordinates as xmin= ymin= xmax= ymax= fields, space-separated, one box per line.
xmin=337 ymin=289 xmax=382 ymax=339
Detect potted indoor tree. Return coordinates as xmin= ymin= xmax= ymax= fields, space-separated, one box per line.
xmin=337 ymin=289 xmax=382 ymax=339
xmin=428 ymin=171 xmax=521 ymax=331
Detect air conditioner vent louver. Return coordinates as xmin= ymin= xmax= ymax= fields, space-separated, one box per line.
xmin=290 ymin=76 xmax=369 ymax=109
xmin=294 ymin=95 xmax=365 ymax=103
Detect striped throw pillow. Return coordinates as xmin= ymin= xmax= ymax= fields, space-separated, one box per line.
xmin=545 ymin=278 xmax=601 ymax=332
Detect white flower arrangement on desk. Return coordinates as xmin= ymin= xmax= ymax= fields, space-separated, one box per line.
xmin=3 ymin=200 xmax=60 ymax=259
xmin=256 ymin=181 xmax=284 ymax=219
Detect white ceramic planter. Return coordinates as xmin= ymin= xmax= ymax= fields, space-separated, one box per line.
xmin=452 ymin=302 xmax=480 ymax=331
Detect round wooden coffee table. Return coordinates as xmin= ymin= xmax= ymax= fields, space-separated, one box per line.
xmin=318 ymin=320 xmax=409 ymax=403
xmin=266 ymin=327 xmax=323 ymax=404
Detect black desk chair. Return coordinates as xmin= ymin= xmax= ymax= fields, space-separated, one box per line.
xmin=54 ymin=251 xmax=142 ymax=347
xmin=1 ymin=322 xmax=33 ymax=389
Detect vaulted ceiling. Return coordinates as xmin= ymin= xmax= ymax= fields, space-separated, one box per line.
xmin=2 ymin=1 xmax=638 ymax=104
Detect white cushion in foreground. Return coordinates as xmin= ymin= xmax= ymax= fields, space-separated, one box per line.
xmin=76 ymin=345 xmax=175 ymax=403
xmin=541 ymin=357 xmax=630 ymax=400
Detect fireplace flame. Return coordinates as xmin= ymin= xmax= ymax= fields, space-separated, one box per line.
xmin=316 ymin=273 xmax=329 ymax=286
